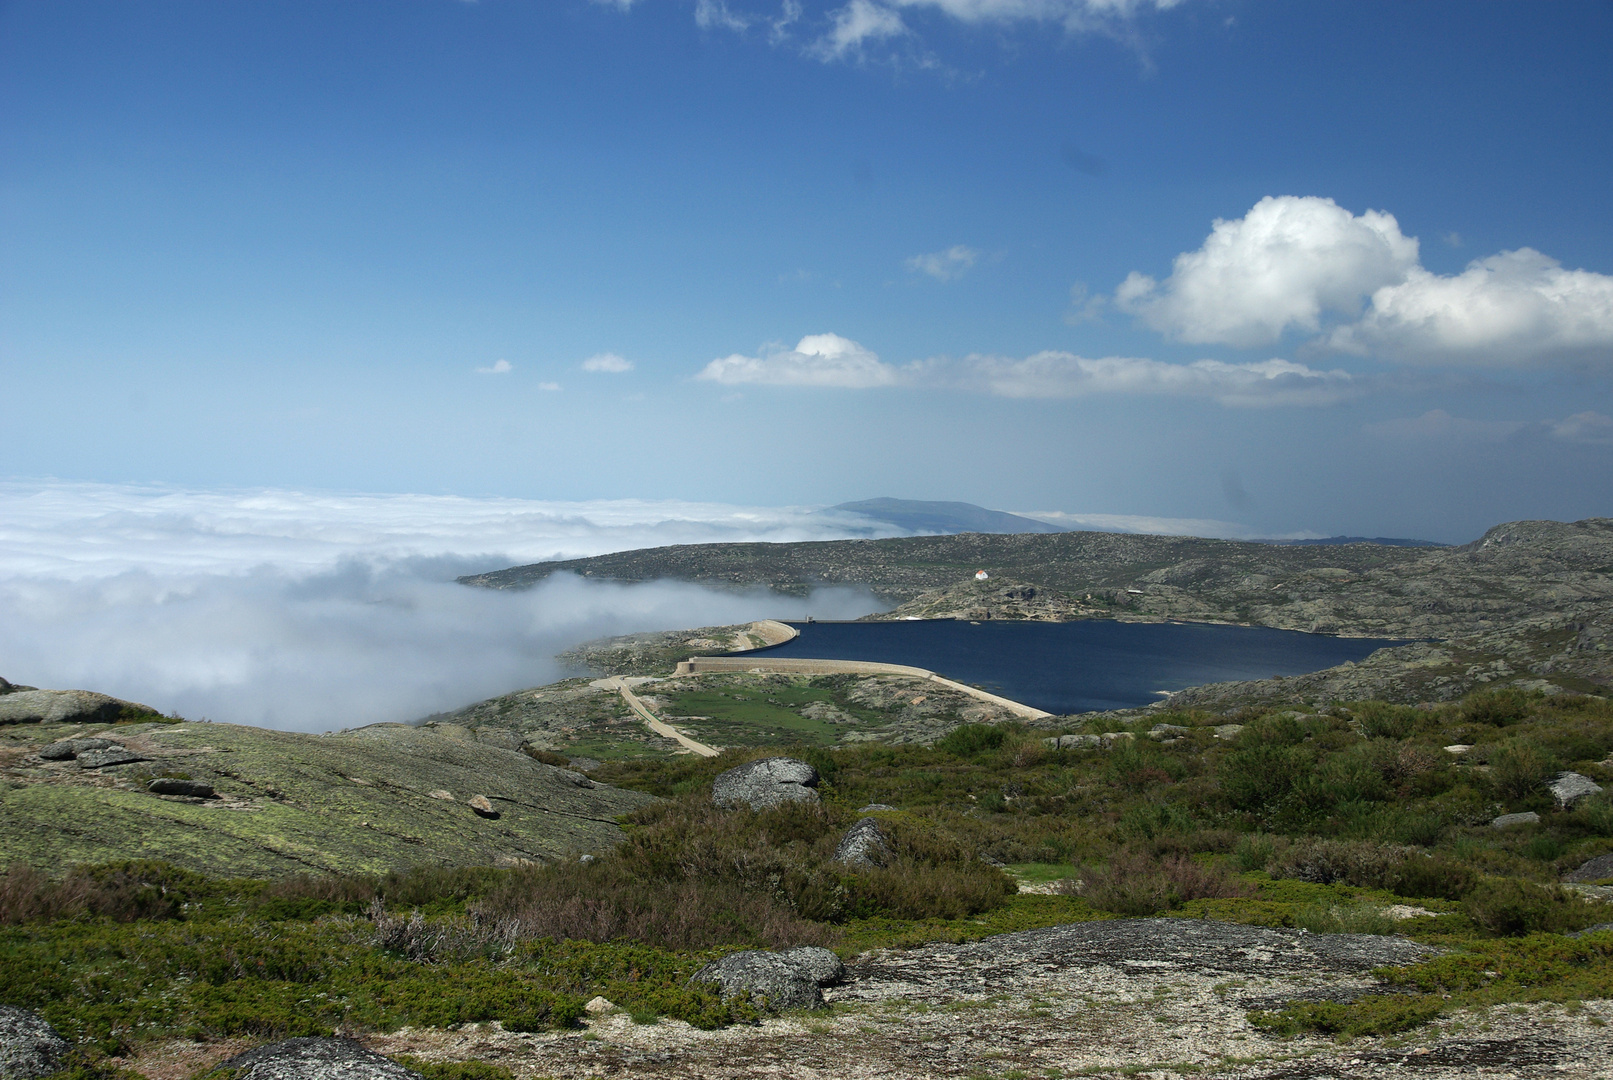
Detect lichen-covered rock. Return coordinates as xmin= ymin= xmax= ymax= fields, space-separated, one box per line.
xmin=833 ymin=817 xmax=893 ymax=868
xmin=0 ymin=690 xmax=145 ymax=726
xmin=690 ymin=950 xmax=824 ymax=1011
xmin=1045 ymin=734 xmax=1100 ymax=750
xmin=711 ymin=757 xmax=819 ymax=810
xmin=37 ymin=738 xmax=112 ymax=761
xmin=217 ymin=1037 xmax=425 ymax=1080
xmin=1566 ymin=853 xmax=1613 ymax=883
xmin=0 ymin=1006 xmax=70 ymax=1080
xmin=780 ymin=945 xmax=847 ymax=986
xmin=1492 ymin=811 xmax=1541 ymax=829
xmin=148 ymin=778 xmax=215 ymax=798
xmin=74 ymin=747 xmax=146 ymax=769
xmin=1548 ymin=771 xmax=1604 ymax=808
xmin=1148 ymin=723 xmax=1191 ymax=740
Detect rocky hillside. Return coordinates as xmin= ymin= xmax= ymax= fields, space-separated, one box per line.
xmin=0 ymin=697 xmax=656 ymax=878
xmin=461 ymin=518 xmax=1613 ymax=642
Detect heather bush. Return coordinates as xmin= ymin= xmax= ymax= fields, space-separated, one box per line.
xmin=1065 ymin=849 xmax=1250 ymax=916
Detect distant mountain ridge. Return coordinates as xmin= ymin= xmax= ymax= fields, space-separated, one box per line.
xmin=1263 ymin=536 xmax=1447 ymax=548
xmin=827 ymin=498 xmax=1065 ymax=535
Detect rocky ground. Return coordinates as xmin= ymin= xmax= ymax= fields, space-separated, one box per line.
xmin=261 ymin=918 xmax=1613 ymax=1080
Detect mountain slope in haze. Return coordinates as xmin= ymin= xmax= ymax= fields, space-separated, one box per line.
xmin=827 ymin=498 xmax=1066 ymax=535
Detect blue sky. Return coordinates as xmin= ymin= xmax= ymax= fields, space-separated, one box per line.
xmin=4 ymin=0 xmax=1612 ymax=543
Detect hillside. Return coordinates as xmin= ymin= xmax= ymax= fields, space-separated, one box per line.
xmin=0 ymin=711 xmax=656 ymax=878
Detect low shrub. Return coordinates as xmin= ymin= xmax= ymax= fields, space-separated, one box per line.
xmin=1066 ymin=849 xmax=1250 ymax=916
xmin=1267 ymin=839 xmax=1409 ymax=889
xmin=1249 ymin=993 xmax=1443 ymax=1038
xmin=1234 ymin=832 xmax=1279 ymax=872
xmin=1463 ymin=878 xmax=1606 ymax=937
xmin=936 ymin=724 xmax=1007 ymax=758
xmin=1462 ymin=688 xmax=1533 ymax=727
xmin=1352 ymin=702 xmax=1421 ymax=741
xmin=1290 ymin=901 xmax=1398 ymax=935
xmin=1486 ymin=740 xmax=1557 ymax=801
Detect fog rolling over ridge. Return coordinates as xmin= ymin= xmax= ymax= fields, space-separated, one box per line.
xmin=0 ymin=482 xmax=893 ymax=732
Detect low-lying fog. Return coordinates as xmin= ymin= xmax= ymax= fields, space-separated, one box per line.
xmin=0 ymin=482 xmax=889 ymax=732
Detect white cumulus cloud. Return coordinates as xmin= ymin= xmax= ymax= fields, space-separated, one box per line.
xmin=1115 ymin=196 xmax=1420 ymax=348
xmin=1328 ymin=248 xmax=1613 ymax=367
xmin=1119 ymin=195 xmax=1613 ymax=369
xmin=907 ymin=245 xmax=981 ymax=281
xmin=476 ymin=359 xmax=513 ymax=374
xmin=698 ymin=333 xmax=902 ymax=388
xmin=582 ymin=352 xmax=635 ymax=373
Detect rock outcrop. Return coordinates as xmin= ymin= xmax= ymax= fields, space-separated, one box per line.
xmin=217 ymin=1037 xmax=425 ymax=1080
xmin=0 ymin=1007 xmax=70 ymax=1080
xmin=832 ymin=817 xmax=892 ymax=868
xmin=690 ymin=946 xmax=845 ymax=1011
xmin=1549 ymin=771 xmax=1604 ymax=808
xmin=711 ymin=757 xmax=819 ymax=810
xmin=0 ymin=689 xmax=154 ymax=726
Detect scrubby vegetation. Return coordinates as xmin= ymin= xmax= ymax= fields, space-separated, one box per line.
xmin=2 ymin=687 xmax=1611 ymax=1062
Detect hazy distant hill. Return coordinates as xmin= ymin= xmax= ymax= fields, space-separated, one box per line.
xmin=827 ymin=498 xmax=1066 ymax=535
xmin=1265 ymin=536 xmax=1447 ymax=548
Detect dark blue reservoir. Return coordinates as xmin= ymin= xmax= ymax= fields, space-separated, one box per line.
xmin=761 ymin=619 xmax=1405 ymax=714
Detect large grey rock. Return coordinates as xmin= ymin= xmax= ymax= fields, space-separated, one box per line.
xmin=1548 ymin=771 xmax=1604 ymax=808
xmin=217 ymin=1037 xmax=425 ymax=1080
xmin=690 ymin=951 xmax=824 ymax=1011
xmin=75 ymin=747 xmax=146 ymax=769
xmin=1566 ymin=853 xmax=1613 ymax=883
xmin=0 ymin=1006 xmax=70 ymax=1080
xmin=37 ymin=738 xmax=112 ymax=761
xmin=1147 ymin=723 xmax=1191 ymax=740
xmin=1045 ymin=734 xmax=1101 ymax=750
xmin=779 ymin=946 xmax=847 ymax=986
xmin=711 ymin=757 xmax=819 ymax=810
xmin=833 ymin=817 xmax=893 ymax=868
xmin=1492 ymin=811 xmax=1541 ymax=829
xmin=0 ymin=690 xmax=143 ymax=725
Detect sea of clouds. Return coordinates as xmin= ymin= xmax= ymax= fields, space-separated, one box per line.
xmin=0 ymin=481 xmax=1266 ymax=733
xmin=0 ymin=482 xmax=905 ymax=732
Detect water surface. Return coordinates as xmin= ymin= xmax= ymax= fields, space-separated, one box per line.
xmin=761 ymin=619 xmax=1404 ymax=714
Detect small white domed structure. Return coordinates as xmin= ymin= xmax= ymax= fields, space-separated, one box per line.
xmin=974 ymin=570 xmax=989 ymax=581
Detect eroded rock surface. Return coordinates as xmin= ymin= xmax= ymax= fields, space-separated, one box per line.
xmin=218 ymin=1037 xmax=425 ymax=1080
xmin=359 ymin=917 xmax=1613 ymax=1080
xmin=690 ymin=951 xmax=824 ymax=1011
xmin=711 ymin=757 xmax=819 ymax=810
xmin=0 ymin=1007 xmax=69 ymax=1080
xmin=0 ymin=690 xmax=153 ymax=726
xmin=832 ymin=817 xmax=892 ymax=868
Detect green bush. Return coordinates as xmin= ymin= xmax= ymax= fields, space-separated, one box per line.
xmin=1250 ymin=993 xmax=1443 ymax=1038
xmin=1463 ymin=878 xmax=1604 ymax=936
xmin=1463 ymin=688 xmax=1533 ymax=727
xmin=1487 ymin=740 xmax=1557 ymax=801
xmin=1220 ymin=744 xmax=1312 ymax=811
xmin=936 ymin=724 xmax=1007 ymax=758
xmin=1234 ymin=833 xmax=1278 ymax=872
xmin=1352 ymin=702 xmax=1421 ymax=740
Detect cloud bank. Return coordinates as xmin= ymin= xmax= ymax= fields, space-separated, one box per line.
xmin=698 ymin=334 xmax=1354 ymax=405
xmin=0 ymin=481 xmax=918 ymax=731
xmin=1118 ymin=195 xmax=1613 ymax=368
